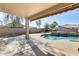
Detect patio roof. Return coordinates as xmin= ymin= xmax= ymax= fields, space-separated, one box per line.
xmin=0 ymin=3 xmax=79 ymax=20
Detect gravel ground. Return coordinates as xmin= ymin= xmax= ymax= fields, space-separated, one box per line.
xmin=0 ymin=35 xmax=35 ymax=56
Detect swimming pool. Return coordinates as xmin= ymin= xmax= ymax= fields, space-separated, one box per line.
xmin=41 ymin=34 xmax=79 ymax=40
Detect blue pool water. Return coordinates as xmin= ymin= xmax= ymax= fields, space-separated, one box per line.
xmin=41 ymin=34 xmax=79 ymax=40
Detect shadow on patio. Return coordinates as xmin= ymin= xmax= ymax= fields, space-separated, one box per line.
xmin=26 ymin=37 xmax=55 ymax=56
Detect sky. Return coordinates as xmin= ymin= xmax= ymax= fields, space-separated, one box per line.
xmin=0 ymin=8 xmax=79 ymax=27
xmin=29 ymin=8 xmax=79 ymax=28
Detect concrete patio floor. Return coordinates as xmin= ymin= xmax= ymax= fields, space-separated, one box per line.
xmin=0 ymin=35 xmax=55 ymax=56
xmin=0 ymin=33 xmax=79 ymax=56
xmin=0 ymin=35 xmax=35 ymax=56
xmin=1 ymin=33 xmax=79 ymax=56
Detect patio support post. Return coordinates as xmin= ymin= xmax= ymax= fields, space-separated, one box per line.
xmin=25 ymin=18 xmax=29 ymax=39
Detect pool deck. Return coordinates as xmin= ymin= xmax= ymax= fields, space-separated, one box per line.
xmin=29 ymin=33 xmax=79 ymax=56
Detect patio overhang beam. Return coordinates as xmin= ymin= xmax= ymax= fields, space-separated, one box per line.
xmin=28 ymin=3 xmax=79 ymax=21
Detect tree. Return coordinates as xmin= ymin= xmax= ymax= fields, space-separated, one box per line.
xmin=44 ymin=23 xmax=49 ymax=32
xmin=3 ymin=13 xmax=24 ymax=28
xmin=0 ymin=20 xmax=3 ymax=25
xmin=10 ymin=16 xmax=24 ymax=28
xmin=36 ymin=20 xmax=41 ymax=28
xmin=49 ymin=21 xmax=58 ymax=31
xmin=3 ymin=13 xmax=10 ymax=25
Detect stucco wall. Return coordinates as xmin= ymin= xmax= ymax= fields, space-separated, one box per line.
xmin=0 ymin=28 xmax=43 ymax=37
xmin=0 ymin=28 xmax=25 ymax=37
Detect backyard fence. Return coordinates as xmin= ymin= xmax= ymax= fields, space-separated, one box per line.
xmin=0 ymin=28 xmax=25 ymax=37
xmin=0 ymin=28 xmax=43 ymax=37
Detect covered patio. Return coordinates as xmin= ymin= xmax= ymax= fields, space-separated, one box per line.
xmin=0 ymin=3 xmax=79 ymax=38
xmin=0 ymin=3 xmax=79 ymax=56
